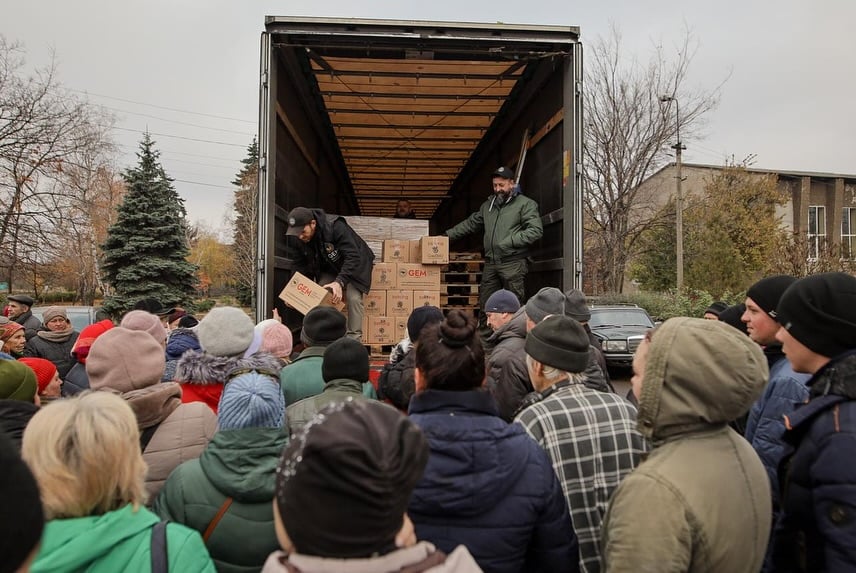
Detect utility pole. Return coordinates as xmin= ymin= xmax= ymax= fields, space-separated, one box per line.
xmin=660 ymin=96 xmax=685 ymax=291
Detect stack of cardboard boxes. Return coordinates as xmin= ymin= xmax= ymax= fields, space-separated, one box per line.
xmin=364 ymin=236 xmax=449 ymax=345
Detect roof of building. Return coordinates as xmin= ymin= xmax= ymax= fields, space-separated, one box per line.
xmin=650 ymin=162 xmax=856 ymax=182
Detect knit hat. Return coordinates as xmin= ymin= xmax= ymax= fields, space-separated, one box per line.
xmin=406 ymin=305 xmax=444 ymax=341
xmin=0 ymin=360 xmax=38 ymax=402
xmin=197 ymin=307 xmax=256 ymax=357
xmin=302 ymin=307 xmax=347 ymax=346
xmin=484 ymin=290 xmax=520 ymax=314
xmin=71 ymin=319 xmax=114 ymax=364
xmin=86 ymin=327 xmax=166 ymax=392
xmin=275 ymin=399 xmax=429 ymax=558
xmin=322 ymin=337 xmax=369 ymax=383
xmin=704 ymin=301 xmax=729 ymax=318
xmin=121 ymin=310 xmax=168 ymax=345
xmin=525 ymin=287 xmax=566 ymax=324
xmin=217 ymin=370 xmax=285 ymax=430
xmin=746 ymin=275 xmax=797 ymax=319
xmin=0 ymin=318 xmax=23 ymax=342
xmin=41 ymin=306 xmax=68 ymax=324
xmin=178 ymin=315 xmax=199 ymax=328
xmin=133 ymin=297 xmax=174 ymax=317
xmin=18 ymin=357 xmax=57 ymax=394
xmin=564 ymin=289 xmax=592 ymax=322
xmin=776 ymin=272 xmax=856 ymax=359
xmin=255 ymin=319 xmax=293 ymax=359
xmin=0 ymin=431 xmax=44 ymax=572
xmin=525 ymin=314 xmax=590 ymax=373
xmin=718 ymin=303 xmax=749 ymax=335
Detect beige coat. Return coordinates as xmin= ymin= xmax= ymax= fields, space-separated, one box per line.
xmin=601 ymin=318 xmax=771 ymax=573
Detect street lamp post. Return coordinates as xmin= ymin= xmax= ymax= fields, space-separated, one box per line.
xmin=660 ymin=95 xmax=685 ymax=291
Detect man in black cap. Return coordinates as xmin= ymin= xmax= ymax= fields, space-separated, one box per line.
xmin=6 ymin=294 xmax=41 ymax=341
xmin=516 ymin=314 xmax=645 ymax=573
xmin=444 ymin=167 xmax=543 ymax=332
xmin=285 ymin=206 xmax=375 ymax=341
xmin=769 ymin=272 xmax=856 ymax=571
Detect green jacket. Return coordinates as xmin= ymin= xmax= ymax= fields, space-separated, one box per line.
xmin=280 ymin=346 xmax=376 ymax=406
xmin=286 ymin=378 xmax=367 ymax=436
xmin=31 ymin=504 xmax=214 ymax=573
xmin=445 ymin=191 xmax=543 ymax=262
xmin=153 ymin=427 xmax=288 ymax=573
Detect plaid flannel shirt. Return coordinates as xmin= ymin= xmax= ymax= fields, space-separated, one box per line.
xmin=516 ymin=379 xmax=647 ymax=573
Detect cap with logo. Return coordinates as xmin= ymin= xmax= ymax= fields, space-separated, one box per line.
xmin=493 ymin=166 xmax=515 ymax=180
xmin=285 ymin=207 xmax=315 ymax=237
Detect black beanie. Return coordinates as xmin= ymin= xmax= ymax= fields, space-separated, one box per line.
xmin=746 ymin=275 xmax=797 ymax=319
xmin=322 ymin=337 xmax=369 ymax=382
xmin=776 ymin=272 xmax=856 ymax=358
xmin=302 ymin=307 xmax=347 ymax=346
xmin=525 ymin=314 xmax=590 ymax=373
xmin=0 ymin=431 xmax=44 ymax=572
xmin=406 ymin=305 xmax=444 ymax=341
xmin=275 ymin=400 xmax=429 ymax=558
xmin=704 ymin=301 xmax=728 ymax=318
xmin=718 ymin=303 xmax=748 ymax=335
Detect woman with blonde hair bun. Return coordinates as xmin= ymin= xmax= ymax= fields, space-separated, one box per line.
xmin=22 ymin=392 xmax=214 ymax=572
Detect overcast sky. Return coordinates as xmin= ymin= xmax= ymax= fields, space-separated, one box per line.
xmin=3 ymin=1 xmax=855 ymax=236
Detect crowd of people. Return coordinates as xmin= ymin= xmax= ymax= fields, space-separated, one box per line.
xmin=1 ymin=269 xmax=855 ymax=573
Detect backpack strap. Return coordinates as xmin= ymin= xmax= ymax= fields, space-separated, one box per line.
xmin=150 ymin=521 xmax=169 ymax=573
xmin=202 ymin=497 xmax=234 ymax=543
xmin=140 ymin=423 xmax=160 ymax=452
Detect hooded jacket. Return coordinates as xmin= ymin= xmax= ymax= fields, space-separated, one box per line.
xmin=154 ymin=427 xmax=288 ymax=573
xmin=289 ymin=210 xmax=375 ymax=294
xmin=175 ymin=351 xmax=283 ymax=413
xmin=286 ymin=378 xmax=368 ymax=437
xmin=163 ymin=327 xmax=202 ymax=382
xmin=31 ymin=503 xmax=214 ymax=572
xmin=409 ymin=389 xmax=579 ymax=573
xmin=445 ymin=189 xmax=542 ymax=264
xmin=601 ymin=317 xmax=771 ymax=573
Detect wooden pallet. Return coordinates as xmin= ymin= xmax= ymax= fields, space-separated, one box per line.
xmin=365 ymin=343 xmax=395 ymax=359
xmin=441 ymin=294 xmax=480 ymax=305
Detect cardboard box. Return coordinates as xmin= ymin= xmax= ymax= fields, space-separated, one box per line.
xmin=398 ymin=263 xmax=442 ymax=289
xmin=371 ymin=263 xmax=398 ymax=289
xmin=413 ymin=290 xmax=442 ymax=308
xmin=387 ymin=290 xmax=413 ymax=316
xmin=364 ymin=290 xmax=387 ymax=316
xmin=367 ymin=316 xmax=396 ymax=345
xmin=279 ymin=272 xmax=345 ymax=315
xmin=408 ymin=240 xmax=422 ymax=263
xmin=382 ymin=239 xmax=411 ymax=263
xmin=420 ymin=236 xmax=449 ymax=265
xmin=394 ymin=316 xmax=408 ymax=341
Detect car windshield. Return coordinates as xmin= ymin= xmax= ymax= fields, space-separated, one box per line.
xmin=590 ymin=309 xmax=654 ymax=329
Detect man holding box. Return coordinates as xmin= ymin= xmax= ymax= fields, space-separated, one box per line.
xmin=285 ymin=207 xmax=375 ymax=340
xmin=445 ymin=166 xmax=543 ymax=328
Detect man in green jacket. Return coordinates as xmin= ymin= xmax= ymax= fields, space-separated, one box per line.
xmin=445 ymin=166 xmax=543 ymax=323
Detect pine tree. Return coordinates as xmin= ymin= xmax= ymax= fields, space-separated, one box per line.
xmin=231 ymin=138 xmax=258 ymax=307
xmin=99 ymin=134 xmax=198 ymax=317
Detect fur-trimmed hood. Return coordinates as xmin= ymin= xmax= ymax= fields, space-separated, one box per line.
xmin=174 ymin=350 xmax=283 ymax=385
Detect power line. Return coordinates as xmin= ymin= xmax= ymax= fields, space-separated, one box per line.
xmin=113 ymin=142 xmax=241 ymax=163
xmin=173 ymin=178 xmax=235 ymax=190
xmin=111 ymin=126 xmax=248 ymax=148
xmin=105 ymin=105 xmax=255 ymax=137
xmin=71 ymin=88 xmax=255 ymax=124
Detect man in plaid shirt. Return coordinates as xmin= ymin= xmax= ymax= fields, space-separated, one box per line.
xmin=516 ymin=314 xmax=646 ymax=573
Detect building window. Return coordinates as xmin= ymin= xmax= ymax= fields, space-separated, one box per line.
xmin=843 ymin=207 xmax=856 ymax=260
xmin=808 ymin=205 xmax=826 ymax=260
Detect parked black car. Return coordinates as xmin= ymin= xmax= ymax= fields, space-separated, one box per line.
xmin=589 ymin=305 xmax=656 ymax=369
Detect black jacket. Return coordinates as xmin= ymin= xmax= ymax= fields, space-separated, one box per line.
xmin=24 ymin=330 xmax=79 ymax=378
xmin=14 ymin=310 xmax=42 ymax=341
xmin=290 ymin=210 xmax=375 ymax=294
xmin=378 ymin=350 xmax=417 ymax=411
xmin=63 ymin=362 xmax=90 ymax=396
xmin=0 ymin=399 xmax=39 ymax=451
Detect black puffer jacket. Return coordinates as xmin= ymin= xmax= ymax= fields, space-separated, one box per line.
xmin=24 ymin=330 xmax=79 ymax=378
xmin=378 ymin=350 xmax=416 ymax=411
xmin=63 ymin=362 xmax=89 ymax=396
xmin=487 ymin=310 xmax=530 ymax=422
xmin=0 ymin=399 xmax=39 ymax=451
xmin=289 ymin=210 xmax=375 ymax=294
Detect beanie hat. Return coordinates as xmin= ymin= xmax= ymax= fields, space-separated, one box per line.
xmin=71 ymin=319 xmax=114 ymax=364
xmin=178 ymin=315 xmax=199 ymax=328
xmin=525 ymin=314 xmax=590 ymax=373
xmin=718 ymin=303 xmax=749 ymax=335
xmin=0 ymin=318 xmax=23 ymax=342
xmin=41 ymin=306 xmax=68 ymax=324
xmin=746 ymin=275 xmax=797 ymax=319
xmin=255 ymin=319 xmax=293 ymax=359
xmin=484 ymin=290 xmax=520 ymax=314
xmin=704 ymin=301 xmax=729 ymax=318
xmin=525 ymin=287 xmax=567 ymax=324
xmin=121 ymin=310 xmax=168 ymax=345
xmin=275 ymin=399 xmax=428 ymax=558
xmin=322 ymin=337 xmax=369 ymax=383
xmin=86 ymin=327 xmax=166 ymax=392
xmin=0 ymin=360 xmax=38 ymax=402
xmin=18 ymin=358 xmax=57 ymax=394
xmin=217 ymin=370 xmax=285 ymax=430
xmin=0 ymin=432 xmax=44 ymax=572
xmin=302 ymin=307 xmax=347 ymax=346
xmin=406 ymin=305 xmax=444 ymax=341
xmin=564 ymin=289 xmax=592 ymax=322
xmin=197 ymin=307 xmax=256 ymax=357
xmin=133 ymin=297 xmax=174 ymax=316
xmin=165 ymin=329 xmax=201 ymax=361
xmin=776 ymin=272 xmax=856 ymax=359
